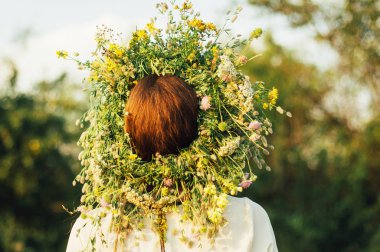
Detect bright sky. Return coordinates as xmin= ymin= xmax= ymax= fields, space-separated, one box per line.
xmin=0 ymin=0 xmax=337 ymax=91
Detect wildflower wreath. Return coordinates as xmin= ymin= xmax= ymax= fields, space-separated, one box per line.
xmin=59 ymin=0 xmax=290 ymax=250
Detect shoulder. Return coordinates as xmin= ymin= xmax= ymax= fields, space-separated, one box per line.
xmin=225 ymin=196 xmax=278 ymax=252
xmin=66 ymin=209 xmax=115 ymax=252
xmin=225 ymin=196 xmax=272 ymax=223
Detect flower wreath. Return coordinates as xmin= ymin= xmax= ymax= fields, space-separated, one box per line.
xmin=59 ymin=0 xmax=290 ymax=250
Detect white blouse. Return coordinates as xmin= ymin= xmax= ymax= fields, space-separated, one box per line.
xmin=66 ymin=196 xmax=278 ymax=252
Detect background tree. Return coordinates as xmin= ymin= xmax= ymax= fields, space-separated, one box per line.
xmin=241 ymin=35 xmax=380 ymax=251
xmin=248 ymin=0 xmax=380 ymax=114
xmin=0 ymin=65 xmax=84 ymax=252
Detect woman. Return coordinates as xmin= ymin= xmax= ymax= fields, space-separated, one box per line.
xmin=66 ymin=75 xmax=278 ymax=252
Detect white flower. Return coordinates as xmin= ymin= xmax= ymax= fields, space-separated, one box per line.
xmin=276 ymin=106 xmax=284 ymax=114
xmin=217 ymin=55 xmax=237 ymax=81
xmin=100 ymin=197 xmax=110 ymax=208
xmin=218 ymin=137 xmax=240 ymax=156
xmin=238 ymin=76 xmax=254 ymax=98
xmin=249 ymin=133 xmax=261 ymax=142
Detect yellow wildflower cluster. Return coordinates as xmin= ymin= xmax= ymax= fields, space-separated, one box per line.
xmin=188 ymin=19 xmax=216 ymax=32
xmin=181 ymin=1 xmax=193 ymax=10
xmin=250 ymin=28 xmax=263 ymax=39
xmin=268 ymin=87 xmax=279 ymax=105
xmin=215 ymin=194 xmax=228 ymax=209
xmin=133 ymin=29 xmax=148 ymax=40
xmin=188 ymin=18 xmax=206 ymax=31
xmin=105 ymin=57 xmax=117 ymax=72
xmin=207 ymin=208 xmax=223 ymax=224
xmin=207 ymin=194 xmax=228 ymax=224
xmin=108 ymin=43 xmax=125 ymax=58
xmin=187 ymin=52 xmax=196 ymax=62
xmin=204 ymin=184 xmax=217 ymax=196
xmin=220 ymin=178 xmax=242 ymax=195
xmin=206 ymin=22 xmax=217 ymax=31
xmin=146 ymin=22 xmax=158 ymax=34
xmin=263 ymin=87 xmax=279 ymax=109
xmin=56 ymin=50 xmax=68 ymax=59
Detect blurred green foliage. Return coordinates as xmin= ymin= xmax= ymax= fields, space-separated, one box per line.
xmin=0 ymin=70 xmax=83 ymax=252
xmin=241 ymin=36 xmax=380 ymax=251
xmin=249 ymin=0 xmax=380 ymax=113
xmin=244 ymin=1 xmax=380 ymax=250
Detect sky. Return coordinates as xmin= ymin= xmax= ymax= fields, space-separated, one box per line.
xmin=0 ymin=0 xmax=338 ymax=91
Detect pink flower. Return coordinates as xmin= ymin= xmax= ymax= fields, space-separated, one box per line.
xmin=239 ymin=180 xmax=252 ymax=189
xmin=221 ymin=74 xmax=232 ymax=82
xmin=200 ymin=96 xmax=211 ymax=111
xmin=238 ymin=55 xmax=248 ymax=64
xmin=100 ymin=198 xmax=110 ymax=208
xmin=77 ymin=206 xmax=87 ymax=213
xmin=163 ymin=178 xmax=173 ymax=187
xmin=248 ymin=121 xmax=261 ymax=130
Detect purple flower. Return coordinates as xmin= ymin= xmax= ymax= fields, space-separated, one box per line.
xmin=239 ymin=180 xmax=253 ymax=189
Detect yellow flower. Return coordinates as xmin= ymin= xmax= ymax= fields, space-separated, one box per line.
xmin=206 ymin=22 xmax=217 ymax=31
xmin=211 ymin=46 xmax=219 ymax=55
xmin=88 ymin=72 xmax=99 ymax=82
xmin=268 ymin=87 xmax=278 ymax=105
xmin=105 ymin=58 xmax=117 ymax=72
xmin=134 ymin=30 xmax=148 ymax=40
xmin=56 ymin=50 xmax=68 ymax=59
xmin=146 ymin=22 xmax=158 ymax=34
xmin=207 ymin=208 xmax=223 ymax=224
xmin=188 ymin=18 xmax=206 ymax=31
xmin=187 ymin=52 xmax=196 ymax=62
xmin=263 ymin=103 xmax=269 ymax=109
xmin=181 ymin=2 xmax=192 ymax=10
xmin=161 ymin=187 xmax=169 ymax=196
xmin=109 ymin=43 xmax=124 ymax=57
xmin=204 ymin=184 xmax=216 ymax=196
xmin=215 ymin=194 xmax=228 ymax=209
xmin=91 ymin=60 xmax=101 ymax=69
xmin=128 ymin=154 xmax=138 ymax=160
xmin=250 ymin=28 xmax=263 ymax=39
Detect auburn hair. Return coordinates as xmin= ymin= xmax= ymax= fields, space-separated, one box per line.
xmin=125 ymin=75 xmax=199 ymax=161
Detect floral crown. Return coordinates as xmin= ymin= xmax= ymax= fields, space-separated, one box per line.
xmin=58 ymin=0 xmax=290 ymax=249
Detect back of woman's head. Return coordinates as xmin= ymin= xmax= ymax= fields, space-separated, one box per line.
xmin=125 ymin=75 xmax=199 ymax=161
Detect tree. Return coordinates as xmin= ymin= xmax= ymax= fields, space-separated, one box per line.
xmin=0 ymin=66 xmax=83 ymax=252
xmin=241 ymin=35 xmax=380 ymax=251
xmin=249 ymin=0 xmax=380 ymax=115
